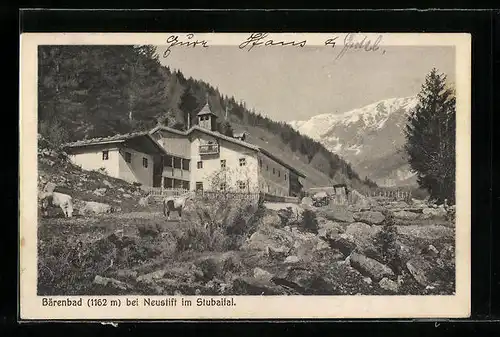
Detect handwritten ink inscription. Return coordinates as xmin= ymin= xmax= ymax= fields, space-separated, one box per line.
xmin=163 ymin=34 xmax=209 ymax=58
xmin=334 ymin=33 xmax=385 ymax=60
xmin=161 ymin=33 xmax=386 ymax=60
xmin=238 ymin=33 xmax=307 ymax=51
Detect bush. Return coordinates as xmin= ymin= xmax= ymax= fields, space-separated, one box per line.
xmin=373 ymin=214 xmax=403 ymax=274
xmin=173 ymin=195 xmax=259 ymax=252
xmin=299 ymin=209 xmax=319 ymax=234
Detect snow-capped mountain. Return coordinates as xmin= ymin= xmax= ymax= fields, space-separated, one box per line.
xmin=289 ymin=96 xmax=419 ymax=187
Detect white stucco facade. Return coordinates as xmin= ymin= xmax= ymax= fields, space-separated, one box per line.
xmin=69 ymin=146 xmax=121 ymax=178
xmin=189 ymin=131 xmax=259 ymax=193
xmin=68 ymin=145 xmax=155 ymax=186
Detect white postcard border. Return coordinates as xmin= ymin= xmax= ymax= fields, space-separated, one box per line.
xmin=19 ymin=32 xmax=471 ymax=320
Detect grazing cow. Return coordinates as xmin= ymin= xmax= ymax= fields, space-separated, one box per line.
xmin=40 ymin=192 xmax=74 ymax=218
xmin=163 ymin=192 xmax=194 ymax=221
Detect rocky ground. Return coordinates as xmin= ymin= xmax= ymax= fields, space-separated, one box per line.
xmin=37 ymin=136 xmax=455 ymax=296
xmin=38 ymin=192 xmax=455 ymax=297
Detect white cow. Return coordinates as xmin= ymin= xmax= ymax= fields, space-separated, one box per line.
xmin=40 ymin=192 xmax=74 ymax=218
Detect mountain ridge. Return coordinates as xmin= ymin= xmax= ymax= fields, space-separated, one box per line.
xmin=288 ymin=96 xmax=419 ymax=187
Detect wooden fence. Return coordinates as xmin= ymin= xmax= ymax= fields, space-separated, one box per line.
xmin=369 ymin=189 xmax=412 ymax=202
xmin=143 ymin=187 xmax=189 ymax=197
xmin=195 ymin=190 xmax=262 ymax=203
xmin=143 ymin=187 xmax=299 ymax=204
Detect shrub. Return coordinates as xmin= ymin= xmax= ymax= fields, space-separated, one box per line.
xmin=299 ymin=209 xmax=319 ymax=234
xmin=373 ymin=213 xmax=403 ymax=274
xmin=176 ymin=194 xmax=259 ymax=252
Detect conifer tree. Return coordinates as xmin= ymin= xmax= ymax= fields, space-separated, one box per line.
xmin=404 ymin=68 xmax=456 ymax=203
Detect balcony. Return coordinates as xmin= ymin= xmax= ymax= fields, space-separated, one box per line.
xmin=199 ymin=143 xmax=220 ymax=155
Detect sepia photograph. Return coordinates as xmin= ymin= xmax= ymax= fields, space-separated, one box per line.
xmin=19 ymin=32 xmax=471 ymax=319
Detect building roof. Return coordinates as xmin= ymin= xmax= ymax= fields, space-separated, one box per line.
xmin=197 ymin=103 xmax=218 ymax=117
xmin=149 ymin=125 xmax=306 ymax=178
xmin=63 ymin=131 xmax=169 ymax=155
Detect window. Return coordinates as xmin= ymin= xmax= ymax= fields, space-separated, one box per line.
xmin=102 ymin=150 xmax=109 ymax=160
xmin=174 ymin=179 xmax=183 ymax=189
xmin=239 ymin=158 xmax=246 ymax=166
xmin=220 ymin=159 xmax=226 ymax=168
xmin=125 ymin=152 xmax=132 ymax=163
xmin=182 ymin=159 xmax=190 ymax=171
xmin=285 ymin=174 xmax=287 ymax=181
xmin=165 ymin=155 xmax=173 ymax=167
xmin=182 ymin=180 xmax=190 ymax=190
xmin=220 ymin=182 xmax=227 ymax=191
xmin=173 ymin=157 xmax=182 ymax=169
xmin=272 ymin=168 xmax=275 ymax=175
xmin=197 ymin=161 xmax=203 ymax=169
xmin=278 ymin=170 xmax=280 ymax=177
xmin=164 ymin=177 xmax=173 ymax=188
xmin=196 ymin=182 xmax=203 ymax=191
xmin=238 ymin=181 xmax=247 ymax=190
xmin=142 ymin=157 xmax=148 ymax=168
xmin=259 ymin=159 xmax=262 ymax=168
xmin=266 ymin=165 xmax=269 ymax=171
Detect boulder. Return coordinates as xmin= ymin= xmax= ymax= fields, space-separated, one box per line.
xmin=349 ymin=252 xmax=395 ymax=281
xmin=194 ymin=252 xmax=242 ymax=281
xmin=406 ymin=257 xmax=438 ymax=287
xmin=393 ymin=210 xmax=420 ymax=220
xmin=425 ymin=244 xmax=439 ymax=257
xmin=354 ymin=211 xmax=385 ymax=225
xmin=253 ymin=267 xmax=274 ymax=283
xmin=260 ymin=210 xmax=282 ymax=228
xmin=136 ymin=269 xmax=168 ymax=283
xmin=314 ymin=240 xmax=331 ymax=251
xmin=295 ymin=239 xmax=321 ymax=263
xmin=284 ymin=255 xmax=300 ymax=264
xmin=232 ymin=276 xmax=287 ymax=295
xmin=312 ymin=191 xmax=328 ymax=201
xmin=275 ymin=267 xmax=338 ymax=295
xmin=266 ymin=245 xmax=290 ymax=260
xmin=391 ymin=201 xmax=409 ymax=209
xmin=93 ymin=275 xmax=133 ymax=291
xmin=301 ymin=197 xmax=314 ymax=207
xmin=93 ymin=187 xmax=107 ymax=196
xmin=317 ymin=220 xmax=344 ymax=239
xmin=343 ymin=222 xmax=382 ymax=259
xmin=103 ymin=180 xmax=113 ymax=188
xmin=379 ymin=277 xmax=399 ymax=293
xmin=350 ymin=190 xmax=372 ymax=209
xmin=325 ymin=236 xmax=356 ymax=257
xmin=79 ymin=201 xmax=112 ymax=215
xmin=411 ymin=198 xmax=427 ymax=207
xmin=115 ymin=269 xmax=138 ymax=280
xmin=317 ymin=205 xmax=355 ymax=223
xmin=123 ymin=193 xmax=132 ymax=198
xmin=422 ymin=207 xmax=447 ymax=217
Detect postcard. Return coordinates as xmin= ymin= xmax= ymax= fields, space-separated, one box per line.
xmin=19 ymin=32 xmax=471 ymax=320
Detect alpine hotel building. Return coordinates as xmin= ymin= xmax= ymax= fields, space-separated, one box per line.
xmin=64 ymin=103 xmax=305 ymax=197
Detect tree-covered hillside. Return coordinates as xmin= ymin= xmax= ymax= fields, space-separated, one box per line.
xmin=38 ymin=45 xmax=376 ymax=190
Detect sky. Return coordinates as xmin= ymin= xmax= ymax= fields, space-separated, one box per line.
xmin=158 ymin=45 xmax=455 ymax=122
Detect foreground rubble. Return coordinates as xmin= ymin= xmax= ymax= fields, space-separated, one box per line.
xmin=38 ymin=187 xmax=455 ymax=296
